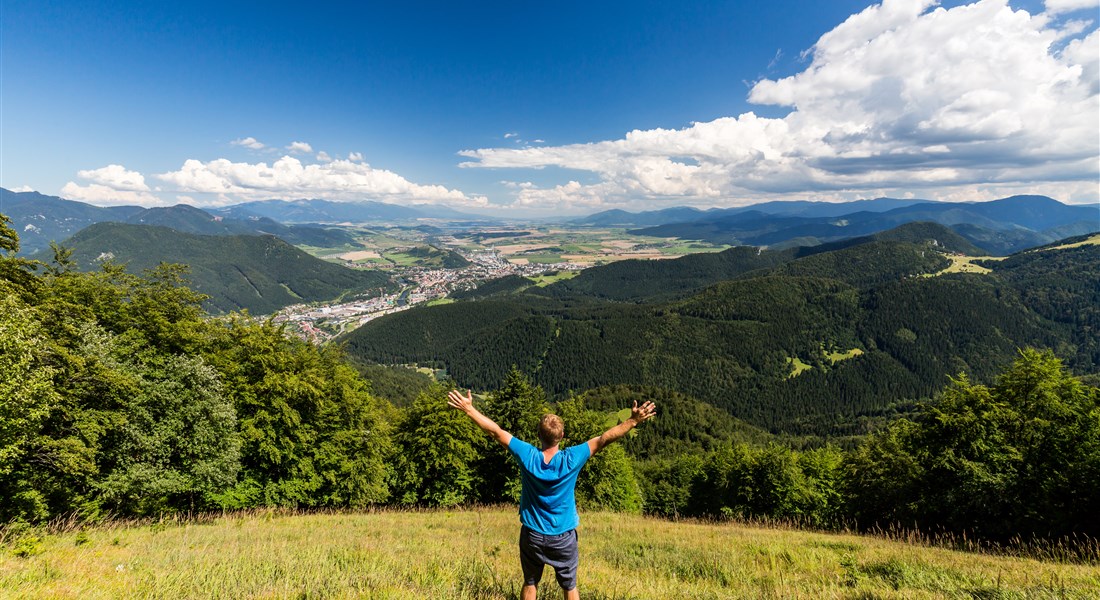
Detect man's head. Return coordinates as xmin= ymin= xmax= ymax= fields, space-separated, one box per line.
xmin=537 ymin=414 xmax=564 ymax=449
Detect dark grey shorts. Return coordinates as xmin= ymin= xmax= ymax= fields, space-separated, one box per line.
xmin=519 ymin=526 xmax=579 ymax=590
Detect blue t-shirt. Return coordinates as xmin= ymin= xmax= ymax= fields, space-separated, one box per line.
xmin=508 ymin=437 xmax=591 ymax=535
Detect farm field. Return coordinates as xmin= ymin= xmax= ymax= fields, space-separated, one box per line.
xmin=296 ymin=224 xmax=731 ymax=269
xmin=2 ymin=509 xmax=1096 ymax=599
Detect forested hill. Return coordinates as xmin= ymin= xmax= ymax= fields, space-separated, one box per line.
xmin=341 ymin=233 xmax=1100 ymax=434
xmin=42 ymin=222 xmax=394 ymax=314
xmin=528 ymin=222 xmax=961 ymax=303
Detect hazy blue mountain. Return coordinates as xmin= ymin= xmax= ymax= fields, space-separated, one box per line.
xmin=632 ymin=196 xmax=1098 ymax=254
xmin=1 ymin=188 xmax=143 ymax=254
xmin=0 ymin=189 xmax=364 ymax=254
xmin=572 ymin=207 xmax=710 ymax=227
xmin=219 ymin=198 xmax=493 ymax=223
xmin=572 ymin=198 xmax=931 ymax=227
xmin=409 ymin=203 xmax=490 ymax=220
xmin=41 ymin=222 xmax=394 ymax=314
xmin=125 ymin=204 xmax=357 ymax=246
xmin=726 ymin=197 xmax=933 ymax=218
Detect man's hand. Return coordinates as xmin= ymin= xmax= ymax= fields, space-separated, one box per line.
xmin=447 ymin=389 xmax=474 ymax=414
xmin=588 ymin=399 xmax=657 ymax=456
xmin=627 ymin=400 xmax=657 ymax=425
xmin=447 ymin=389 xmax=513 ymax=448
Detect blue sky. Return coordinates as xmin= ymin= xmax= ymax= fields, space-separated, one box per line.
xmin=1 ymin=0 xmax=1097 ymax=215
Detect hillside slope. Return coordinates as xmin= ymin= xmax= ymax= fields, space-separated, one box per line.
xmin=47 ymin=222 xmax=394 ymax=314
xmin=342 ymin=235 xmax=1097 ymax=433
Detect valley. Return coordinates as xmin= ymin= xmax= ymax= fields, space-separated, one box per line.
xmin=272 ymin=224 xmax=732 ymax=341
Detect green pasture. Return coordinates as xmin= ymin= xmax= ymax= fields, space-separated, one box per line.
xmin=528 ymin=271 xmax=579 ymax=286
xmin=3 ymin=509 xmax=1096 ymax=599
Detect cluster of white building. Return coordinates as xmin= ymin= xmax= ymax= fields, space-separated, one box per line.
xmin=274 ymin=248 xmax=580 ymax=344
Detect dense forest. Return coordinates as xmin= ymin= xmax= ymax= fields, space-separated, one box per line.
xmin=2 ymin=213 xmax=1098 ymax=546
xmin=342 ymin=227 xmax=1099 ymax=435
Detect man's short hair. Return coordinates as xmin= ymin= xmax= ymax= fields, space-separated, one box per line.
xmin=538 ymin=414 xmax=564 ymax=448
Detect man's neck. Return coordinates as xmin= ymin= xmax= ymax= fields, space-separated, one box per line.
xmin=540 ymin=444 xmax=560 ymax=463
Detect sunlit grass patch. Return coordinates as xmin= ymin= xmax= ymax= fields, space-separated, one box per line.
xmin=3 ymin=509 xmax=1097 ymax=599
xmin=527 ymin=271 xmax=578 ymax=286
xmin=825 ymin=348 xmax=864 ymax=364
xmin=787 ymin=356 xmax=812 ymax=378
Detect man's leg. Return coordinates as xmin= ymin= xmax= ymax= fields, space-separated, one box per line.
xmin=519 ymin=527 xmax=545 ymax=600
xmin=564 ymin=586 xmax=579 ymax=600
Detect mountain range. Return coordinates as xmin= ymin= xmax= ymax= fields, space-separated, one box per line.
xmin=213 ymin=198 xmax=489 ymax=224
xmin=0 ymin=188 xmax=491 ymax=255
xmin=624 ymin=195 xmax=1098 ymax=255
xmin=572 ymin=197 xmax=933 ymax=227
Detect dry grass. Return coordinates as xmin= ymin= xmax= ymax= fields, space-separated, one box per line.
xmin=929 ymin=255 xmax=1007 ymax=276
xmin=2 ymin=508 xmax=1097 ymax=599
xmin=1034 ymin=233 xmax=1100 ymax=252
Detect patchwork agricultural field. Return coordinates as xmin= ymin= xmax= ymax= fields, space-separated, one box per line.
xmin=296 ymin=224 xmax=731 ymax=269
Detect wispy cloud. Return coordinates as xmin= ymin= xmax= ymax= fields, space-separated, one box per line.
xmin=230 ymin=136 xmax=266 ymax=150
xmin=460 ymin=0 xmax=1099 ymax=210
xmin=287 ymin=141 xmax=313 ymax=154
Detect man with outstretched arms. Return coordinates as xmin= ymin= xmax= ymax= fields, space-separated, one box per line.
xmin=447 ymin=389 xmax=656 ymax=600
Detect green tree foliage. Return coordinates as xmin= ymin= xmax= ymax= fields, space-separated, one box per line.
xmin=204 ymin=317 xmax=393 ymax=509
xmin=0 ymin=214 xmax=395 ymax=522
xmin=478 ymin=368 xmax=549 ymax=502
xmin=0 ymin=296 xmax=60 ymax=521
xmin=844 ymin=349 xmax=1100 ymax=540
xmin=557 ymin=398 xmax=643 ymax=513
xmin=676 ymin=443 xmax=844 ymax=527
xmin=391 ymin=384 xmax=484 ymax=507
xmin=93 ymin=333 xmax=239 ymax=515
xmin=346 ymin=361 xmax=434 ymax=408
xmin=0 ymin=213 xmax=39 ymax=297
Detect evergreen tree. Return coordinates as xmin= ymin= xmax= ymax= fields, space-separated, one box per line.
xmin=478 ymin=367 xmax=549 ymax=502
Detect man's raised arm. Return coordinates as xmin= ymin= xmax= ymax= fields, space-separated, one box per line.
xmin=448 ymin=389 xmax=513 ymax=448
xmin=587 ymin=400 xmax=656 ymax=456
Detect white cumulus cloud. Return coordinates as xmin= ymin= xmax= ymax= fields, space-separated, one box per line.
xmin=460 ymin=0 xmax=1100 ymax=210
xmin=61 ymin=164 xmax=163 ymax=207
xmin=1044 ymin=0 xmax=1100 ymax=15
xmin=156 ymin=155 xmax=488 ymax=207
xmin=231 ymin=136 xmax=266 ymax=150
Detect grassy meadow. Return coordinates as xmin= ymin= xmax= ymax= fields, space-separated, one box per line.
xmin=2 ymin=509 xmax=1097 ymax=599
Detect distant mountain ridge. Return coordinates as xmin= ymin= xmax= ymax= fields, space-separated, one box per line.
xmin=629 ymin=195 xmax=1098 ymax=255
xmin=1 ymin=188 xmax=493 ymax=254
xmin=573 ymin=197 xmax=934 ymax=226
xmin=124 ymin=204 xmax=358 ymax=247
xmin=38 ymin=222 xmax=395 ymax=314
xmin=1 ymin=188 xmax=144 ymax=254
xmin=216 ymin=198 xmax=490 ymax=224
